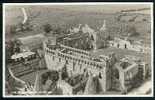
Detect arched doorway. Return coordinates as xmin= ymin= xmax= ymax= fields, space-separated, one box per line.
xmin=99 ymin=72 xmax=102 ymax=79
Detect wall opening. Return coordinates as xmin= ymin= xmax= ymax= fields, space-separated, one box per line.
xmin=59 ymin=58 xmax=61 ymax=62
xmin=52 ymin=56 xmax=55 ymax=60
xmin=99 ymin=72 xmax=102 ymax=79
xmin=125 ymin=44 xmax=127 ymax=49
xmin=117 ymin=44 xmax=120 ymax=48
xmin=66 ymin=60 xmax=68 ymax=64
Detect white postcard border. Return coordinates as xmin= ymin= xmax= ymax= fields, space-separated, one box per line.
xmin=2 ymin=2 xmax=154 ymax=97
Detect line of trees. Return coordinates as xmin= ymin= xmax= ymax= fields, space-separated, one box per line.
xmin=6 ymin=39 xmax=22 ymax=63
xmin=43 ymin=23 xmax=70 ymax=36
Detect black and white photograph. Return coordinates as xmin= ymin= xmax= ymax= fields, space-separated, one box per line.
xmin=3 ymin=3 xmax=153 ymax=97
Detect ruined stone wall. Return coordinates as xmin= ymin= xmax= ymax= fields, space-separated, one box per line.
xmin=43 ymin=42 xmax=111 ymax=92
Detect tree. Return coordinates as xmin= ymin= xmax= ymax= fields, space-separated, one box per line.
xmin=106 ymin=35 xmax=113 ymax=41
xmin=43 ymin=24 xmax=52 ymax=33
xmin=128 ymin=26 xmax=140 ymax=37
xmin=53 ymin=26 xmax=61 ymax=35
xmin=6 ymin=41 xmax=14 ymax=63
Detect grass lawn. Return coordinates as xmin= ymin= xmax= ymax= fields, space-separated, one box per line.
xmin=18 ymin=69 xmax=48 ymax=85
xmin=18 ymin=71 xmax=37 ymax=85
xmin=92 ymin=47 xmax=151 ymax=66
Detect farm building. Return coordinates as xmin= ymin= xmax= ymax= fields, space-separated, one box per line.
xmin=108 ymin=37 xmax=148 ymax=53
xmin=109 ymin=37 xmax=132 ymax=49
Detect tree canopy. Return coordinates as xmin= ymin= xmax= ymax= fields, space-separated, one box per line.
xmin=43 ymin=24 xmax=52 ymax=33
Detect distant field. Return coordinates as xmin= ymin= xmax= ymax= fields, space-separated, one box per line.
xmin=4 ymin=5 xmax=151 ymax=46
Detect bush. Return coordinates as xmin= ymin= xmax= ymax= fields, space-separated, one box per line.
xmin=130 ymin=31 xmax=140 ymax=37
xmin=128 ymin=26 xmax=140 ymax=37
xmin=43 ymin=24 xmax=52 ymax=33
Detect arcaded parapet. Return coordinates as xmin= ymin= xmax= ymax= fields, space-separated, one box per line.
xmin=43 ymin=41 xmax=113 ymax=93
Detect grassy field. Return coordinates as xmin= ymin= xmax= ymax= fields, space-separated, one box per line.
xmin=93 ymin=47 xmax=151 ymax=66
xmin=18 ymin=69 xmax=49 ymax=85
